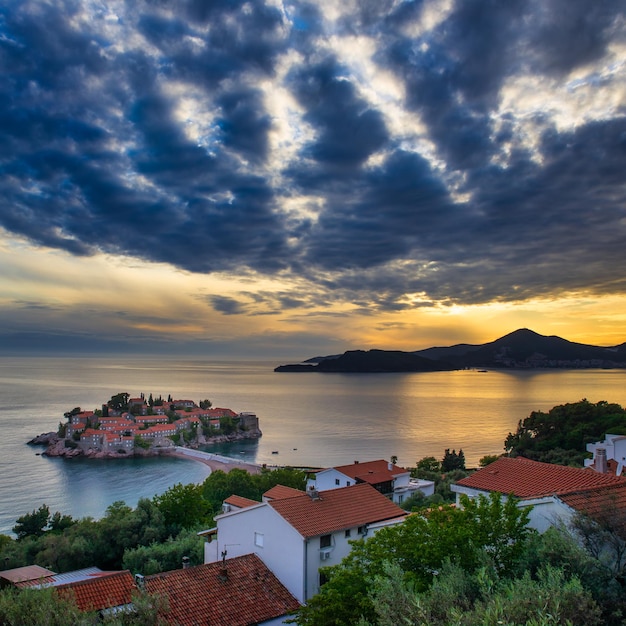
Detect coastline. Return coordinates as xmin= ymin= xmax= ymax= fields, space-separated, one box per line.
xmin=165 ymin=448 xmax=262 ymax=475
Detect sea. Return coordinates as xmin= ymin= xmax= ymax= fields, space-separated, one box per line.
xmin=1 ymin=355 xmax=625 ymax=536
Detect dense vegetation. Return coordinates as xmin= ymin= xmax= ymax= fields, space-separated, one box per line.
xmin=0 ymin=467 xmax=306 ymax=575
xmin=505 ymin=399 xmax=626 ymax=465
xmin=292 ymin=493 xmax=626 ymax=626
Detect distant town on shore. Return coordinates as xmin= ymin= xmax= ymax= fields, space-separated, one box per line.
xmin=275 ymin=328 xmax=626 ymax=372
xmin=28 ymin=392 xmax=261 ymax=459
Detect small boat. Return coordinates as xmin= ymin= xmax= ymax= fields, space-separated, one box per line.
xmin=272 ymin=450 xmax=279 ymax=454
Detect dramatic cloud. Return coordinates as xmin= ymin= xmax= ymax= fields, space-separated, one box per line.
xmin=1 ymin=0 xmax=625 ymax=336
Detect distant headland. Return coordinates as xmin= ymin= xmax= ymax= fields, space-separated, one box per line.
xmin=275 ymin=328 xmax=626 ymax=373
xmin=28 ymin=392 xmax=261 ymax=459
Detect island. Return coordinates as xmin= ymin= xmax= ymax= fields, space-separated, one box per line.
xmin=275 ymin=329 xmax=626 ymax=372
xmin=29 ymin=392 xmax=261 ymax=459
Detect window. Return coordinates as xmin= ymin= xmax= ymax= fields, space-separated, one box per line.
xmin=345 ymin=529 xmax=351 ymax=538
xmin=357 ymin=525 xmax=366 ymax=535
xmin=319 ymin=571 xmax=330 ymax=586
xmin=320 ymin=534 xmax=332 ymax=548
xmin=335 ymin=478 xmax=340 ymax=485
xmin=346 ymin=481 xmax=350 ymax=486
xmin=254 ymin=532 xmax=264 ymax=547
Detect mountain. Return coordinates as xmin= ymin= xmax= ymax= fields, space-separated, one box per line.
xmin=274 ymin=329 xmax=626 ymax=372
xmin=274 ymin=349 xmax=455 ymax=373
xmin=416 ymin=328 xmax=626 ymax=369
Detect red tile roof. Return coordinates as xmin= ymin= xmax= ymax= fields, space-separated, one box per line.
xmin=144 ymin=554 xmax=300 ymax=626
xmin=263 ymin=484 xmax=305 ymax=500
xmin=224 ymin=494 xmax=259 ymax=509
xmin=333 ymin=459 xmax=408 ymax=482
xmin=455 ymin=456 xmax=626 ymax=499
xmin=269 ymin=483 xmax=407 ymax=537
xmin=56 ymin=570 xmax=135 ymax=612
xmin=559 ymin=483 xmax=626 ymax=519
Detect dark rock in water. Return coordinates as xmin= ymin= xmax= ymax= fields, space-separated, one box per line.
xmin=28 ymin=432 xmax=58 ymax=445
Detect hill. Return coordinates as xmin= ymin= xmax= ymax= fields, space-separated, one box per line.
xmin=274 ymin=329 xmax=626 ymax=372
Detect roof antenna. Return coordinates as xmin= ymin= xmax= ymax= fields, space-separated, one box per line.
xmin=219 ymin=549 xmax=228 ymax=581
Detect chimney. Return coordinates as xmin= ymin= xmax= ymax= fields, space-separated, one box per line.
xmin=596 ymin=447 xmax=608 ymax=474
xmin=135 ymin=574 xmax=145 ymax=589
xmin=182 ymin=556 xmax=190 ymax=569
xmin=388 ymin=462 xmax=393 ymax=471
xmin=308 ymin=488 xmax=321 ymax=501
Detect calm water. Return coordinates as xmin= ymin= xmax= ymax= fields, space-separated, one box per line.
xmin=1 ymin=356 xmax=625 ymax=535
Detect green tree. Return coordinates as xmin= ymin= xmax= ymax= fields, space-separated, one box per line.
xmin=441 ymin=448 xmax=466 ymax=472
xmin=294 ymin=493 xmax=533 ymax=626
xmin=479 ymin=454 xmax=500 ymax=467
xmin=505 ymin=399 xmax=626 ymax=464
xmin=199 ymin=399 xmax=212 ymax=409
xmin=108 ymin=392 xmax=131 ymax=414
xmin=0 ymin=586 xmax=88 ymax=625
xmin=123 ymin=528 xmax=204 ymax=575
xmin=219 ymin=416 xmax=237 ymax=435
xmin=48 ymin=511 xmax=75 ymax=533
xmin=415 ymin=456 xmax=440 ymax=474
xmin=12 ymin=505 xmax=50 ymax=539
xmin=153 ymin=483 xmax=211 ymax=533
xmin=63 ymin=407 xmax=82 ymax=420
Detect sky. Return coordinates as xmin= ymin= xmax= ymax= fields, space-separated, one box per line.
xmin=1 ymin=0 xmax=626 ymax=359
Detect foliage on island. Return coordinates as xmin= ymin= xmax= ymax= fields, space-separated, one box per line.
xmin=505 ymin=399 xmax=626 ymax=465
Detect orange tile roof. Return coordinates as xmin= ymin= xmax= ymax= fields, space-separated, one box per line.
xmin=455 ymin=456 xmax=626 ymax=498
xmin=224 ymin=494 xmax=259 ymax=509
xmin=269 ymin=483 xmax=407 ymax=537
xmin=56 ymin=570 xmax=135 ymax=612
xmin=263 ymin=484 xmax=305 ymax=500
xmin=559 ymin=483 xmax=626 ymax=519
xmin=144 ymin=554 xmax=300 ymax=626
xmin=333 ymin=459 xmax=408 ymax=481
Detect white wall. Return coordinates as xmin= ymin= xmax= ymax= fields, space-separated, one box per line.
xmin=307 ymin=469 xmax=355 ymax=491
xmin=451 ymin=486 xmax=575 ymax=534
xmin=210 ymin=504 xmax=307 ymax=603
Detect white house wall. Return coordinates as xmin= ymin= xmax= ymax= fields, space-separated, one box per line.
xmin=451 ymin=486 xmax=575 ymax=534
xmin=210 ymin=504 xmax=307 ymax=603
xmin=304 ymin=527 xmax=365 ymax=600
xmin=307 ymin=468 xmax=355 ymax=491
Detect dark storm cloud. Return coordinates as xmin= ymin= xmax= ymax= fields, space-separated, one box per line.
xmin=1 ymin=0 xmax=625 ymax=313
xmin=210 ymin=296 xmax=245 ymax=315
xmin=288 ymin=56 xmax=390 ymax=169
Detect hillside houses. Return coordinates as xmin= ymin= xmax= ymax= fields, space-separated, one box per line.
xmin=1 ymin=558 xmax=300 ymax=625
xmin=451 ymin=456 xmax=626 ymax=532
xmin=201 ymin=482 xmax=407 ymax=603
xmin=306 ymin=458 xmax=435 ymax=504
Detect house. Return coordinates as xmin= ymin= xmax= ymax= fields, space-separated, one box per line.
xmin=585 ymin=434 xmax=626 ymax=475
xmin=0 ymin=565 xmax=56 ymax=589
xmin=451 ymin=456 xmax=626 ymax=532
xmin=137 ymin=424 xmax=176 ymax=446
xmin=79 ymin=428 xmax=105 ymax=451
xmin=55 ymin=570 xmax=136 ymax=614
xmin=143 ymin=554 xmax=300 ymax=625
xmin=202 ymin=482 xmax=407 ymax=602
xmin=135 ymin=415 xmax=169 ymax=427
xmin=307 ymin=459 xmax=435 ymax=503
xmin=5 ymin=559 xmax=298 ymax=625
